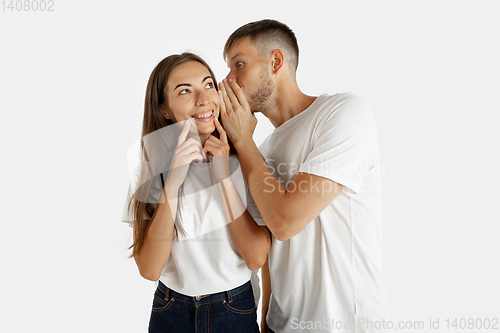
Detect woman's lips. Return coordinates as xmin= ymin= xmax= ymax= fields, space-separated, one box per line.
xmin=191 ymin=110 xmax=214 ymax=122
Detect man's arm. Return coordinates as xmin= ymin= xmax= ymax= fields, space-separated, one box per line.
xmin=234 ymin=138 xmax=343 ymax=241
xmin=219 ymin=80 xmax=343 ymax=241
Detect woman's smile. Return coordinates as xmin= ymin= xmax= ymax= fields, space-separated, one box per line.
xmin=191 ymin=109 xmax=215 ymax=122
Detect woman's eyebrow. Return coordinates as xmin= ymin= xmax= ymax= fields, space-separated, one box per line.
xmin=174 ymin=76 xmax=212 ymax=91
xmin=174 ymin=83 xmax=190 ymax=91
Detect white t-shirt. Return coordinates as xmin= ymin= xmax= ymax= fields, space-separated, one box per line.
xmin=122 ymin=155 xmax=265 ymax=297
xmin=260 ymin=93 xmax=389 ymax=333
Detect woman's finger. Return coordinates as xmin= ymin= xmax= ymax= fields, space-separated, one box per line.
xmin=176 ymin=119 xmax=191 ymax=148
xmin=203 ymin=140 xmax=228 ymax=156
xmin=228 ymin=80 xmax=250 ymax=111
xmin=203 ymin=135 xmax=220 ymax=158
xmin=213 ymin=117 xmax=228 ymax=144
xmin=179 ymin=143 xmax=203 ymax=156
xmin=184 ymin=152 xmax=204 ymax=164
xmin=178 ymin=137 xmax=203 ymax=154
xmin=203 ymin=138 xmax=225 ymax=151
xmin=204 ymin=147 xmax=226 ymax=158
xmin=203 ymin=145 xmax=220 ymax=156
xmin=205 ymin=134 xmax=228 ymax=150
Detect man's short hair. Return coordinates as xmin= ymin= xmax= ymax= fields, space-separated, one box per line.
xmin=224 ymin=19 xmax=299 ymax=80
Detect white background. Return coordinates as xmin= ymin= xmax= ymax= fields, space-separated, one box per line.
xmin=1 ymin=0 xmax=499 ymax=332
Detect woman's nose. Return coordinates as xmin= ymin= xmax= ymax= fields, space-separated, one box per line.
xmin=195 ymin=90 xmax=209 ymax=105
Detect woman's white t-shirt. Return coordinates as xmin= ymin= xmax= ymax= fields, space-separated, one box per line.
xmin=122 ymin=156 xmax=265 ymax=297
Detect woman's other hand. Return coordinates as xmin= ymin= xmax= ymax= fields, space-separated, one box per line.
xmin=203 ymin=117 xmax=230 ymax=183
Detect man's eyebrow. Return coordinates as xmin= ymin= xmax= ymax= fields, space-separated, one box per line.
xmin=228 ymin=54 xmax=243 ymax=65
xmin=174 ymin=76 xmax=212 ymax=91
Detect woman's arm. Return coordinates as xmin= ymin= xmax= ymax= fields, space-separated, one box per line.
xmin=134 ymin=120 xmax=204 ymax=281
xmin=217 ymin=176 xmax=271 ymax=270
xmin=205 ymin=117 xmax=271 ymax=270
xmin=260 ymin=256 xmax=271 ymax=333
xmin=133 ymin=182 xmax=179 ymax=281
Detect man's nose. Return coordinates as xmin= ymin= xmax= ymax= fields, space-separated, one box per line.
xmin=225 ymin=70 xmax=236 ymax=82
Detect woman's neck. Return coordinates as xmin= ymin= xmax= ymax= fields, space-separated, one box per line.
xmin=197 ymin=133 xmax=210 ymax=145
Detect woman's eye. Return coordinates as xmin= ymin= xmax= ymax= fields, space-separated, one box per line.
xmin=205 ymin=82 xmax=214 ymax=89
xmin=179 ymin=89 xmax=190 ymax=95
xmin=236 ymin=62 xmax=243 ymax=68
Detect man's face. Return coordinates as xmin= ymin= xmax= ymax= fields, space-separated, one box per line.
xmin=225 ymin=38 xmax=274 ymax=113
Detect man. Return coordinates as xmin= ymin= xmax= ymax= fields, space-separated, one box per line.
xmin=219 ymin=19 xmax=388 ymax=333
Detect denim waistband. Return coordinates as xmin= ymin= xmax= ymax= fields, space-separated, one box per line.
xmin=157 ymin=280 xmax=251 ymax=307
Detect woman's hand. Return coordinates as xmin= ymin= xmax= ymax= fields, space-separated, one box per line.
xmin=219 ymin=79 xmax=257 ymax=146
xmin=203 ymin=117 xmax=230 ymax=183
xmin=165 ymin=119 xmax=204 ymax=190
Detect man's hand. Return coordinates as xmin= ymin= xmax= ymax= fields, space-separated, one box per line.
xmin=219 ymin=79 xmax=257 ymax=146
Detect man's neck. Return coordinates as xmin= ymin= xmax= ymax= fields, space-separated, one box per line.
xmin=261 ymin=82 xmax=316 ymax=128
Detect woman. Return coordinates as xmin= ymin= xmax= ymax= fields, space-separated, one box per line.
xmin=123 ymin=53 xmax=271 ymax=332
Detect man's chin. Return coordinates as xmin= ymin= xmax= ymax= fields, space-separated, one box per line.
xmin=247 ymin=100 xmax=259 ymax=113
xmin=249 ymin=103 xmax=264 ymax=113
xmin=249 ymin=106 xmax=261 ymax=114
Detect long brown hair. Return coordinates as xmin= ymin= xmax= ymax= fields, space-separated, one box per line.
xmin=128 ymin=52 xmax=235 ymax=257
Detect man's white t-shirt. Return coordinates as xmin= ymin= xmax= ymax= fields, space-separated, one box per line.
xmin=260 ymin=93 xmax=388 ymax=333
xmin=122 ymin=156 xmax=265 ymax=297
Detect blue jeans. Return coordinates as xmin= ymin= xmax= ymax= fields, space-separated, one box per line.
xmin=148 ymin=280 xmax=259 ymax=333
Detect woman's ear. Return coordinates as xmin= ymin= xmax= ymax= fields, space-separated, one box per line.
xmin=160 ymin=105 xmax=170 ymax=120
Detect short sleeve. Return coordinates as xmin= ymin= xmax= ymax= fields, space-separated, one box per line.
xmin=298 ymin=94 xmax=377 ymax=193
xmin=121 ymin=187 xmax=134 ymax=228
xmin=122 ymin=162 xmax=142 ymax=228
xmin=121 ymin=163 xmax=156 ymax=228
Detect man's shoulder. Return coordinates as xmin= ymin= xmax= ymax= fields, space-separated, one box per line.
xmin=314 ymin=93 xmax=372 ymax=121
xmin=317 ymin=92 xmax=370 ymax=110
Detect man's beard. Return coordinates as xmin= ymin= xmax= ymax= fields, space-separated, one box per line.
xmin=248 ymin=64 xmax=274 ymax=113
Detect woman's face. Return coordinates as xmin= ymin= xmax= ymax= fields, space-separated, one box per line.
xmin=163 ymin=61 xmax=219 ymax=138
